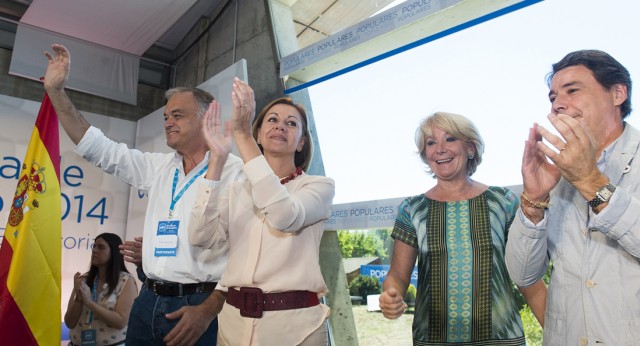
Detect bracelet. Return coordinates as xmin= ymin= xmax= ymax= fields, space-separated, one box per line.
xmin=521 ymin=193 xmax=549 ymax=210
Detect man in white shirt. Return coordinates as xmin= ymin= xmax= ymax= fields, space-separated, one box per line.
xmin=44 ymin=44 xmax=243 ymax=346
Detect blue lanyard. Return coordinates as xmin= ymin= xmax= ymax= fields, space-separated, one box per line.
xmin=87 ymin=278 xmax=98 ymax=325
xmin=169 ymin=165 xmax=208 ymax=217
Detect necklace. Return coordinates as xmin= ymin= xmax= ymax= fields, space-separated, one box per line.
xmin=280 ymin=167 xmax=303 ymax=184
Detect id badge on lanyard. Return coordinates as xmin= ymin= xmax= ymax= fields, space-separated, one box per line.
xmin=154 ymin=166 xmax=207 ymax=257
xmin=81 ymin=280 xmax=98 ymax=346
xmin=154 ymin=219 xmax=179 ymax=256
xmin=80 ymin=329 xmax=97 ymax=346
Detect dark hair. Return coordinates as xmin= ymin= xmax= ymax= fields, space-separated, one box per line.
xmin=85 ymin=233 xmax=129 ymax=297
xmin=165 ymin=87 xmax=215 ymax=118
xmin=252 ymin=97 xmax=313 ymax=171
xmin=547 ymin=50 xmax=632 ymax=118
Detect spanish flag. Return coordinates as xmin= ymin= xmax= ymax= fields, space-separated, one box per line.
xmin=0 ymin=94 xmax=61 ymax=345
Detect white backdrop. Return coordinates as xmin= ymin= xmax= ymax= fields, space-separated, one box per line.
xmin=0 ymin=93 xmax=135 ymax=327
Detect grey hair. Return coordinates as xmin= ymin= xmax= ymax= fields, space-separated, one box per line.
xmin=164 ymin=87 xmax=214 ymax=118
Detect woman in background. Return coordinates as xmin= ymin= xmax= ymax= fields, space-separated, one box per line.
xmin=65 ymin=233 xmax=137 ymax=346
xmin=379 ymin=112 xmax=546 ymax=345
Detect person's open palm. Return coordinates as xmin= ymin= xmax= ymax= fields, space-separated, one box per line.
xmin=522 ymin=123 xmax=561 ymax=200
xmin=202 ymin=100 xmax=232 ymax=161
xmin=43 ymin=44 xmax=71 ymax=92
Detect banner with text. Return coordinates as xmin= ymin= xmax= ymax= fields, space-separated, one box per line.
xmin=325 ymin=197 xmax=406 ymax=230
xmin=361 ymin=264 xmax=418 ymax=288
xmin=281 ymin=0 xmax=463 ymax=77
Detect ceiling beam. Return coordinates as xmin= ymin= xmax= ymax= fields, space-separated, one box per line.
xmin=281 ymin=0 xmax=541 ymax=92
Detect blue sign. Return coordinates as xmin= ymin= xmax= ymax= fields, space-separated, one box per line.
xmin=360 ymin=264 xmax=418 ymax=288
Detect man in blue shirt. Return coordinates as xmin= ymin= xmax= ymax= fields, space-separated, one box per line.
xmin=506 ymin=50 xmax=640 ymax=345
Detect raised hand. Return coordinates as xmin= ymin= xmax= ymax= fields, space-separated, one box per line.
xmin=521 ymin=122 xmax=561 ymax=201
xmin=536 ymin=113 xmax=601 ymax=189
xmin=43 ymin=44 xmax=71 ymax=92
xmin=78 ymin=281 xmax=92 ymax=303
xmin=73 ymin=272 xmax=83 ymax=289
xmin=73 ymin=272 xmax=85 ymax=302
xmin=230 ymin=77 xmax=256 ymax=136
xmin=228 ymin=78 xmax=262 ymax=163
xmin=202 ymin=101 xmax=232 ymax=161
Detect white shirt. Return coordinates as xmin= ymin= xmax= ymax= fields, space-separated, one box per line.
xmin=75 ymin=126 xmax=244 ymax=283
xmin=189 ymin=156 xmax=335 ymax=345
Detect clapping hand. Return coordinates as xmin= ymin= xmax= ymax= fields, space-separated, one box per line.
xmin=73 ymin=272 xmax=85 ymax=302
xmin=536 ymin=113 xmax=601 ymax=188
xmin=77 ymin=281 xmax=92 ymax=303
xmin=521 ymin=122 xmax=561 ymax=202
xmin=202 ymin=100 xmax=232 ymax=162
xmin=230 ymin=77 xmax=255 ymax=137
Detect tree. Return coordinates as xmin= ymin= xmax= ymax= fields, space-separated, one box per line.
xmin=348 ymin=275 xmax=381 ymax=301
xmin=405 ymin=284 xmax=417 ymax=305
xmin=338 ymin=229 xmax=392 ymax=262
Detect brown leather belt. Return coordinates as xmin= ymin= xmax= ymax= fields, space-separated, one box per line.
xmin=145 ymin=278 xmax=217 ymax=297
xmin=226 ymin=287 xmax=319 ymax=318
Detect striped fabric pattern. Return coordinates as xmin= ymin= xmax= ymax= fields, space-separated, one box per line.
xmin=392 ymin=186 xmax=525 ymax=346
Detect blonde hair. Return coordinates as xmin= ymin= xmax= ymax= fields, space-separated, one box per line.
xmin=415 ymin=111 xmax=484 ymax=176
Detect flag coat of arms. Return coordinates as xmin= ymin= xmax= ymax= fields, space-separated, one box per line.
xmin=0 ymin=93 xmax=62 ymax=345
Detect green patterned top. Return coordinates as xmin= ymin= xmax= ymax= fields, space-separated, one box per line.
xmin=392 ymin=186 xmax=525 ymax=346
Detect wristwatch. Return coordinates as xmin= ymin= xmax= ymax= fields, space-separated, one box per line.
xmin=587 ymin=182 xmax=616 ymax=208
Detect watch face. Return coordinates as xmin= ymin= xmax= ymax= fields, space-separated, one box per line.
xmin=589 ymin=183 xmax=616 ymax=208
xmin=598 ymin=188 xmax=614 ymax=201
xmin=596 ymin=183 xmax=616 ymax=202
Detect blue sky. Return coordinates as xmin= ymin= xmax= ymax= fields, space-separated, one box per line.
xmin=309 ymin=0 xmax=640 ymax=204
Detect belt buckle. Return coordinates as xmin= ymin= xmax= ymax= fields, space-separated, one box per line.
xmin=194 ymin=283 xmax=209 ymax=294
xmin=152 ymin=280 xmax=183 ymax=296
xmin=238 ymin=287 xmax=264 ymax=318
xmin=152 ymin=280 xmax=165 ymax=295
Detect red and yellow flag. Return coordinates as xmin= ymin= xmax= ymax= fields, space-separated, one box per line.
xmin=0 ymin=94 xmax=61 ymax=345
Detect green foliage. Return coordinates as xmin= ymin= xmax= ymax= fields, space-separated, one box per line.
xmin=348 ymin=275 xmax=381 ymax=299
xmin=515 ymin=262 xmax=551 ymax=346
xmin=338 ymin=229 xmax=392 ymax=262
xmin=520 ymin=305 xmax=543 ymax=346
xmin=405 ymin=284 xmax=417 ymax=302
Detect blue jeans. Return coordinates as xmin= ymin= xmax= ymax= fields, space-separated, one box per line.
xmin=126 ymin=285 xmax=218 ymax=345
